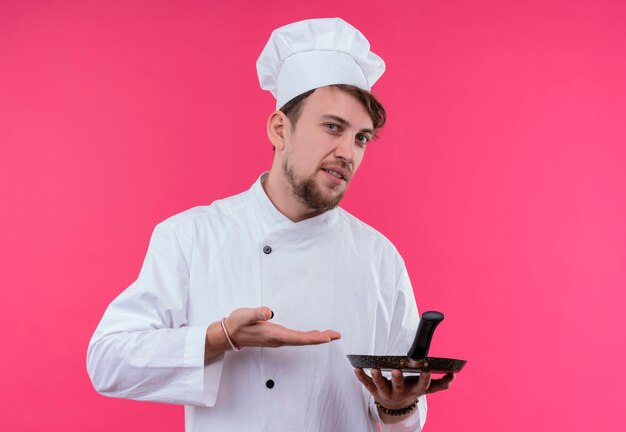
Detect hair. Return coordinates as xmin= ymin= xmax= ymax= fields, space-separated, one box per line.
xmin=279 ymin=84 xmax=387 ymax=132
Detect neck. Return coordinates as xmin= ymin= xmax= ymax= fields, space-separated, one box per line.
xmin=262 ymin=169 xmax=325 ymax=223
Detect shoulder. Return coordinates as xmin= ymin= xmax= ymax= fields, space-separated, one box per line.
xmin=153 ymin=187 xmax=255 ymax=238
xmin=334 ymin=208 xmax=402 ymax=258
xmin=334 ymin=208 xmax=411 ymax=294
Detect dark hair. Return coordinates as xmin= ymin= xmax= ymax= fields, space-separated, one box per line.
xmin=279 ymin=84 xmax=387 ymax=132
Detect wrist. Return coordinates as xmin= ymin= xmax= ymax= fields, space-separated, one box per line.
xmin=375 ymin=398 xmax=418 ymax=417
xmin=204 ymin=321 xmax=233 ymax=364
xmin=220 ymin=317 xmax=242 ymax=351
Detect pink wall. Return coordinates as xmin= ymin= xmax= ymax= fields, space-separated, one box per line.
xmin=1 ymin=0 xmax=625 ymax=430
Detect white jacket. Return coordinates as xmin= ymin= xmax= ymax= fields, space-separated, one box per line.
xmin=87 ymin=174 xmax=425 ymax=431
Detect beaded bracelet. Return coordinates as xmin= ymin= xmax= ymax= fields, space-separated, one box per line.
xmin=375 ymin=399 xmax=418 ymax=416
xmin=220 ymin=318 xmax=242 ymax=351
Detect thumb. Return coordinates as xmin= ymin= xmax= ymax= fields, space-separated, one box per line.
xmin=257 ymin=306 xmax=274 ymax=321
xmin=250 ymin=306 xmax=274 ymax=323
xmin=230 ymin=306 xmax=274 ymax=326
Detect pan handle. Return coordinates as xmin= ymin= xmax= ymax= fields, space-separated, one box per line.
xmin=407 ymin=311 xmax=444 ymax=360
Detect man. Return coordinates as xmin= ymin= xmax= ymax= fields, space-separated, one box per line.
xmin=87 ymin=18 xmax=454 ymax=431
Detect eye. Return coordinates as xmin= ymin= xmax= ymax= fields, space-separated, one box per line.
xmin=324 ymin=123 xmax=340 ymax=132
xmin=355 ymin=134 xmax=371 ymax=147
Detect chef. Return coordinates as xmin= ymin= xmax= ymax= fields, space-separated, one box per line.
xmin=87 ymin=18 xmax=454 ymax=431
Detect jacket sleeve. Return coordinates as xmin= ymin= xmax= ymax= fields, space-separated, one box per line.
xmin=371 ymin=260 xmax=427 ymax=432
xmin=86 ymin=219 xmax=224 ymax=406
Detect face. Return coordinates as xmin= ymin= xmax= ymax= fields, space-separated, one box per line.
xmin=279 ymin=86 xmax=374 ymax=212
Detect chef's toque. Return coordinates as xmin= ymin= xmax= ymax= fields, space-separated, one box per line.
xmin=257 ymin=18 xmax=385 ymax=110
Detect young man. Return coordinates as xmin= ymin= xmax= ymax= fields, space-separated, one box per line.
xmin=87 ymin=18 xmax=453 ymax=431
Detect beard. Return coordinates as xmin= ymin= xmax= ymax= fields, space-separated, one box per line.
xmin=282 ymin=158 xmax=346 ymax=212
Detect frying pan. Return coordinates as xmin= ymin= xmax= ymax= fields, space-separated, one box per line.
xmin=347 ymin=311 xmax=466 ymax=373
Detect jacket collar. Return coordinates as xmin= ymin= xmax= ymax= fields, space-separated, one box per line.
xmin=250 ymin=172 xmax=339 ymax=241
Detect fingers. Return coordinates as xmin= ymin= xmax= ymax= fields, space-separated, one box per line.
xmin=227 ymin=306 xmax=340 ymax=347
xmin=386 ymin=370 xmax=454 ymax=396
xmin=291 ymin=329 xmax=340 ymax=345
xmin=354 ymin=368 xmax=390 ymax=395
xmin=390 ymin=369 xmax=405 ymax=392
xmin=371 ymin=368 xmax=390 ymax=393
xmin=418 ymin=371 xmax=431 ymax=394
xmin=272 ymin=328 xmax=340 ymax=346
xmin=354 ymin=368 xmax=379 ymax=394
xmin=354 ymin=368 xmax=455 ymax=410
xmin=322 ymin=329 xmax=342 ymax=341
xmin=426 ymin=373 xmax=455 ymax=394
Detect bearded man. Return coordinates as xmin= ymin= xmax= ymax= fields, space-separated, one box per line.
xmin=87 ymin=18 xmax=454 ymax=432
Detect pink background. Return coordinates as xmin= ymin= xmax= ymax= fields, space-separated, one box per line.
xmin=1 ymin=0 xmax=625 ymax=430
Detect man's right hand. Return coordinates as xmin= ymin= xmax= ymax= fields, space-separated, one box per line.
xmin=204 ymin=306 xmax=341 ymax=364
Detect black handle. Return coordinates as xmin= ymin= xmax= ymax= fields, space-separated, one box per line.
xmin=407 ymin=311 xmax=444 ymax=360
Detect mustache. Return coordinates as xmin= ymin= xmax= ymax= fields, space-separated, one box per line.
xmin=320 ymin=160 xmax=353 ymax=181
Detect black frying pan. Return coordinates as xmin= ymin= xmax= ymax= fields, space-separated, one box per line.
xmin=347 ymin=311 xmax=466 ymax=373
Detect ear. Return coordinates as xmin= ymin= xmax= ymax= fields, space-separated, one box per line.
xmin=267 ymin=111 xmax=290 ymax=151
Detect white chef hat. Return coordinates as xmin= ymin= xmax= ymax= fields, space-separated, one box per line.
xmin=257 ymin=18 xmax=385 ymax=109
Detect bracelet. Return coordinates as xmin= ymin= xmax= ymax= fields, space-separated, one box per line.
xmin=375 ymin=399 xmax=418 ymax=416
xmin=220 ymin=318 xmax=242 ymax=351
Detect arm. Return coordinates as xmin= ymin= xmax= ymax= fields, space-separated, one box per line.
xmin=86 ymin=221 xmax=219 ymax=406
xmin=355 ymin=262 xmax=455 ymax=431
xmin=204 ymin=306 xmax=340 ymax=364
xmin=87 ymin=221 xmax=341 ymax=406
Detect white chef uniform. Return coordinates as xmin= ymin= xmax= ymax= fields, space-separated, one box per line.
xmin=87 ymin=173 xmax=426 ymax=431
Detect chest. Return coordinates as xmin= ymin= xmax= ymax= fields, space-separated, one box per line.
xmin=186 ymin=222 xmax=397 ymax=354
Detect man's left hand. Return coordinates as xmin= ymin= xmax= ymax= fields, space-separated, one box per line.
xmin=354 ymin=368 xmax=454 ymax=423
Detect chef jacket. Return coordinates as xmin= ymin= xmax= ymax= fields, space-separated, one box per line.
xmin=87 ymin=173 xmax=426 ymax=431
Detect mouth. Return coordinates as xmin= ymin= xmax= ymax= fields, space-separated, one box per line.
xmin=321 ymin=167 xmax=349 ymax=182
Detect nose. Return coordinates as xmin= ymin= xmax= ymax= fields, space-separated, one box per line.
xmin=334 ymin=134 xmax=355 ymax=165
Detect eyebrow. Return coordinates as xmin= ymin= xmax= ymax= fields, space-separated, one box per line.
xmin=321 ymin=114 xmax=374 ymax=136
